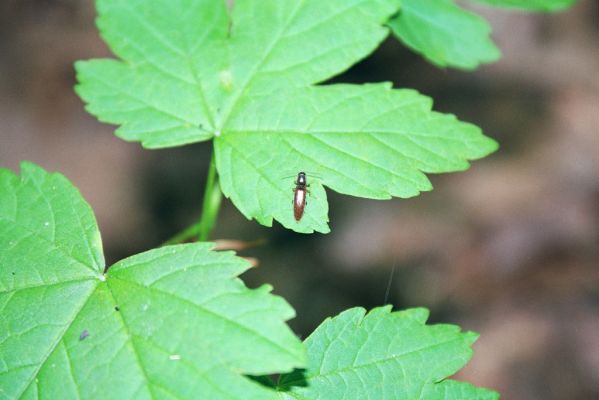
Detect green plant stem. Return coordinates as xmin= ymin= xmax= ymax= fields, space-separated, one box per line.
xmin=163 ymin=222 xmax=201 ymax=246
xmin=197 ymin=154 xmax=222 ymax=241
xmin=164 ymin=154 xmax=222 ymax=245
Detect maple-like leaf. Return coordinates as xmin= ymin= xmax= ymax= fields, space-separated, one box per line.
xmin=278 ymin=307 xmax=499 ymax=400
xmin=0 ymin=162 xmax=304 ymax=400
xmin=76 ymin=0 xmax=497 ymax=233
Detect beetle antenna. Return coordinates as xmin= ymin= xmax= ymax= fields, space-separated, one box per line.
xmin=280 ymin=172 xmax=323 ymax=179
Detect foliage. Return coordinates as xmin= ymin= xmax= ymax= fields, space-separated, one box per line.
xmin=0 ymin=163 xmax=303 ymax=399
xmin=388 ymin=0 xmax=501 ymax=69
xmin=389 ymin=0 xmax=577 ymax=69
xmin=76 ymin=0 xmax=497 ymax=233
xmin=277 ymin=307 xmax=499 ymax=400
xmin=0 ymin=163 xmax=496 ymax=399
xmin=2 ymin=0 xmax=578 ymax=398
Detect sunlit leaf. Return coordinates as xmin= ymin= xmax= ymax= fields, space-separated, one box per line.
xmin=278 ymin=307 xmax=499 ymax=400
xmin=0 ymin=162 xmax=304 ymax=400
xmin=76 ymin=0 xmax=498 ymax=233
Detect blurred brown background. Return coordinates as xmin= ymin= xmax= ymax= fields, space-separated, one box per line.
xmin=1 ymin=1 xmax=598 ymax=399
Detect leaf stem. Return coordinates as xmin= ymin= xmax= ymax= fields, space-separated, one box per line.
xmin=163 ymin=153 xmax=222 ymax=245
xmin=162 ymin=222 xmax=200 ymax=246
xmin=197 ymin=154 xmax=222 ymax=241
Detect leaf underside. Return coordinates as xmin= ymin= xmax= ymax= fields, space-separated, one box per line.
xmin=388 ymin=0 xmax=575 ymax=70
xmin=0 ymin=162 xmax=304 ymax=400
xmin=388 ymin=0 xmax=501 ymax=70
xmin=277 ymin=307 xmax=499 ymax=400
xmin=76 ymin=0 xmax=498 ymax=233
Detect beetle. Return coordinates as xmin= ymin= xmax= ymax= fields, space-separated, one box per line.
xmin=293 ymin=172 xmax=308 ymax=221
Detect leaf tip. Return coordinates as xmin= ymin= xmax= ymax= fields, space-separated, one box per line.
xmin=19 ymin=160 xmax=41 ymax=175
xmin=463 ymin=330 xmax=480 ymax=346
xmin=339 ymin=306 xmax=368 ymax=323
xmin=401 ymin=307 xmax=430 ymax=324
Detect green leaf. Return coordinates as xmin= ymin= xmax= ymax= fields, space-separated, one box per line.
xmin=389 ymin=0 xmax=501 ymax=70
xmin=76 ymin=0 xmax=498 ymax=233
xmin=277 ymin=306 xmax=499 ymax=400
xmin=219 ymin=83 xmax=497 ymax=233
xmin=470 ymin=0 xmax=576 ymax=12
xmin=0 ymin=162 xmax=304 ymax=399
xmin=76 ymin=0 xmax=399 ymax=148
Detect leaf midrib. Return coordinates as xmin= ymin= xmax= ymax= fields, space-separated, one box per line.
xmin=0 ymin=216 xmax=99 ymax=280
xmin=13 ymin=280 xmax=99 ymax=400
xmin=284 ymin=336 xmax=468 ymax=388
xmin=216 ymin=0 xmax=306 ymax=130
xmin=117 ymin=1 xmax=215 ymax=128
xmin=103 ymin=280 xmax=156 ymax=400
xmin=218 ymin=135 xmax=326 ymax=231
xmin=109 ymin=275 xmax=301 ymax=362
